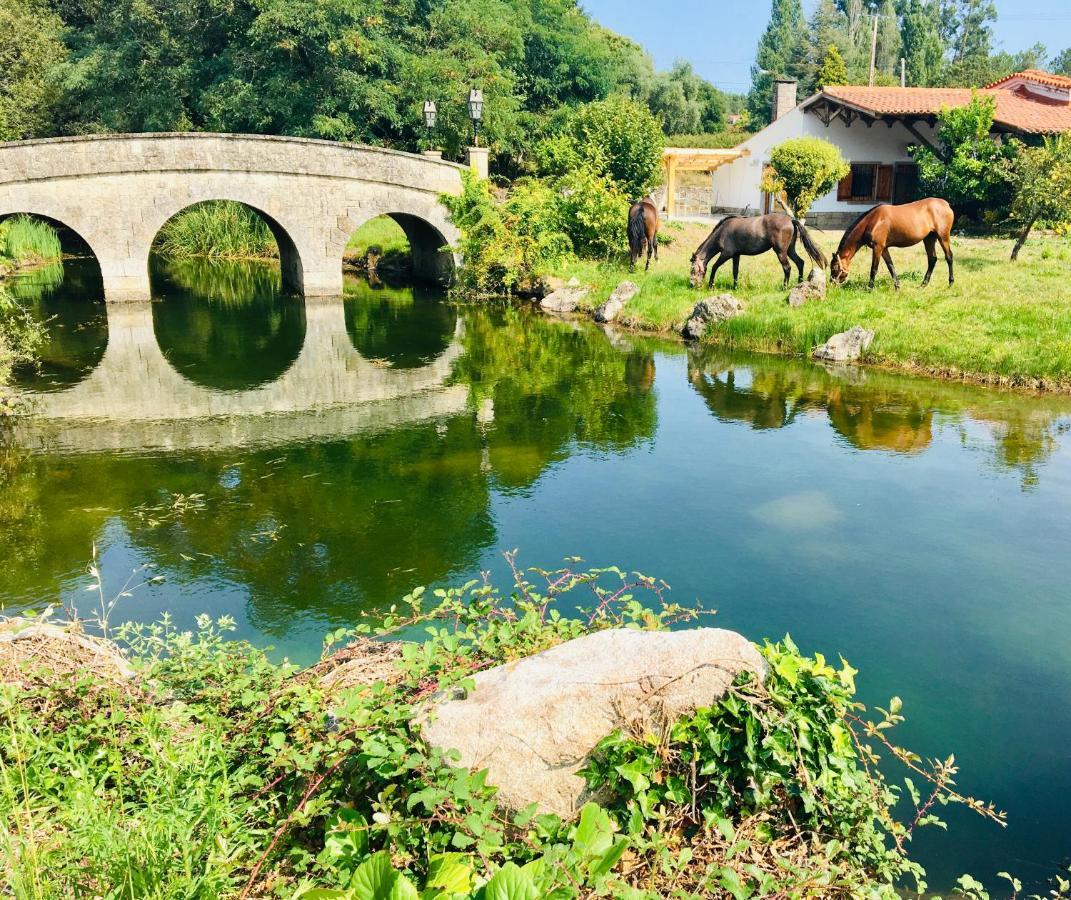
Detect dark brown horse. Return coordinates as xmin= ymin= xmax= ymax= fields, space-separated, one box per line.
xmin=628 ymin=199 xmax=660 ymax=271
xmin=830 ymin=198 xmax=955 ymax=289
xmin=690 ymin=213 xmax=827 ymax=290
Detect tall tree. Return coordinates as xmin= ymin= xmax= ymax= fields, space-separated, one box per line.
xmin=900 ymin=0 xmax=946 ymax=86
xmin=748 ymin=0 xmax=807 ymax=125
xmin=874 ymin=0 xmax=902 ymax=76
xmin=795 ymin=0 xmax=851 ymax=97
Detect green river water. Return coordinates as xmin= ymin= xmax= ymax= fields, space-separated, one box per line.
xmin=5 ymin=256 xmax=1071 ymax=890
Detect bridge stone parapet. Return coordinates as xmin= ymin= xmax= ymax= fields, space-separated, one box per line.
xmin=0 ymin=133 xmax=465 ymax=301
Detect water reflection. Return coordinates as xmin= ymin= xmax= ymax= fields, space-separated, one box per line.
xmin=687 ymin=347 xmax=1071 ymax=484
xmin=150 ymin=257 xmax=306 ymax=391
xmin=10 ymin=259 xmax=107 ymax=392
xmin=345 ymin=277 xmax=457 ymax=369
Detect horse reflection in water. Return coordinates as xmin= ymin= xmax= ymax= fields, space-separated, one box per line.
xmin=687 ymin=349 xmax=935 ymax=455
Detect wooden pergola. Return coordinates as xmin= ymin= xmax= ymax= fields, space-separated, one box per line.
xmin=662 ymin=147 xmax=749 ymax=218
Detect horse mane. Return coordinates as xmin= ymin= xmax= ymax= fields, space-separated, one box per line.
xmin=837 ymin=205 xmax=886 ymax=254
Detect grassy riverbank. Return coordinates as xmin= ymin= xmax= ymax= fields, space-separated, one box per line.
xmin=564 ymin=222 xmax=1071 ymax=391
xmin=0 ymin=563 xmax=1006 ymax=898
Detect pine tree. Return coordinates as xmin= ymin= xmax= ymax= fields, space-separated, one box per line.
xmin=874 ymin=0 xmax=902 ymax=76
xmin=747 ymin=0 xmax=807 ymax=125
xmin=900 ymin=0 xmax=946 ymax=86
xmin=795 ymin=0 xmax=851 ymax=97
xmin=816 ymin=45 xmax=850 ymax=89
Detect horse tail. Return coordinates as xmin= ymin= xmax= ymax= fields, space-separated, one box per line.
xmin=628 ymin=204 xmax=647 ymax=254
xmin=792 ymin=219 xmax=827 ymax=269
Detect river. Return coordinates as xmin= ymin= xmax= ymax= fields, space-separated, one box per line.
xmin=5 ymin=257 xmax=1071 ymax=889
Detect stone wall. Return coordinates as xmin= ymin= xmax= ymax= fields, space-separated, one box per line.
xmin=0 ymin=134 xmax=465 ymax=300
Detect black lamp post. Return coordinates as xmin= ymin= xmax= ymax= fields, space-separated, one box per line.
xmin=422 ymin=100 xmax=437 ymax=131
xmin=467 ymin=88 xmax=484 ymax=146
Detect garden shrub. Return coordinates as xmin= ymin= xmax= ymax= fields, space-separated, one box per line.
xmin=761 ymin=137 xmax=850 ymax=219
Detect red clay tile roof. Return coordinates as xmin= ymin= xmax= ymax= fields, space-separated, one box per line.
xmin=811 ymin=77 xmax=1071 ymax=134
xmin=985 ymin=69 xmax=1071 ymax=91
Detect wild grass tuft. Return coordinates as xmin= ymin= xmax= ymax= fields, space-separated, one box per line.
xmin=0 ymin=216 xmax=62 ymax=268
xmin=154 ymin=201 xmax=278 ymax=260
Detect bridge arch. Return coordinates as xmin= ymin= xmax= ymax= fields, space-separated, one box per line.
xmin=149 ymin=199 xmax=305 ymax=295
xmin=0 ymin=134 xmax=465 ymax=301
xmin=343 ymin=210 xmax=456 ymax=284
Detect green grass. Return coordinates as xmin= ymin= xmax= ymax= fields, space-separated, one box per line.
xmin=344 ymin=215 xmax=410 ymax=267
xmin=0 ymin=216 xmax=63 ymax=269
xmin=563 ymin=222 xmax=1071 ymax=389
xmin=154 ymin=201 xmax=278 ymax=260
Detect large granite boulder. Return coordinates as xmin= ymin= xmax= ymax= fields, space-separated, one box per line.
xmin=788 ymin=268 xmax=827 ymax=308
xmin=813 ymin=326 xmax=875 ymax=362
xmin=540 ymin=278 xmax=589 ymax=314
xmin=593 ymin=281 xmax=640 ymax=323
xmin=683 ymin=294 xmax=743 ymax=340
xmin=420 ymin=628 xmax=767 ymax=818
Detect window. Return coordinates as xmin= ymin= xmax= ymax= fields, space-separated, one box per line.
xmin=837 ymin=163 xmax=896 ymax=203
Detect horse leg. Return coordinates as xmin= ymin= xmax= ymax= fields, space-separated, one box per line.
xmin=882 ymin=249 xmax=900 ymax=290
xmin=938 ymin=232 xmax=955 ymax=285
xmin=869 ymin=246 xmax=883 ymax=289
xmin=787 ymin=242 xmax=805 ymax=283
xmin=646 ymin=238 xmax=654 ymax=271
xmin=922 ymin=234 xmax=938 ymax=287
xmin=777 ymin=251 xmax=792 ymax=289
xmin=707 ymin=253 xmax=728 ymax=289
xmin=732 ymin=255 xmax=740 ymax=289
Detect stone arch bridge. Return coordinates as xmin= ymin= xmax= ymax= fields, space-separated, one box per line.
xmin=0 ymin=133 xmax=464 ymax=300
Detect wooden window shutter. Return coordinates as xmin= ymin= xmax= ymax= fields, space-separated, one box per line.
xmin=837 ymin=170 xmax=853 ymax=201
xmin=876 ymin=165 xmax=894 ymax=201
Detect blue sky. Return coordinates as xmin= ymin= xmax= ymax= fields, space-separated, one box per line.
xmin=580 ymin=0 xmax=1071 ymax=94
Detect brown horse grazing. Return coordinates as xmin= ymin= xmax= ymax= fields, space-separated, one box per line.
xmin=690 ymin=213 xmax=827 ymax=290
xmin=830 ymin=198 xmax=955 ymax=289
xmin=628 ymin=199 xmax=660 ymax=271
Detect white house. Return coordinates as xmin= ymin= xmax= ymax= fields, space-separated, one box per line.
xmin=706 ymin=70 xmax=1071 ymax=227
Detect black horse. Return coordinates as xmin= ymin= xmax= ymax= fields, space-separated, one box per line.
xmin=690 ymin=213 xmax=828 ymax=289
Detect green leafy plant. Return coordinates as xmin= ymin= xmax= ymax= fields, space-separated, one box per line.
xmin=0 ymin=558 xmax=1017 ymax=898
xmin=910 ymin=94 xmax=1019 ymax=222
xmin=1007 ymin=134 xmax=1071 ymax=260
xmin=761 ymin=137 xmax=850 ymax=219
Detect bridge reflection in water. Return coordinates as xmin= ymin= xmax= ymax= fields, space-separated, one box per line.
xmin=17 ymin=290 xmax=470 ymax=454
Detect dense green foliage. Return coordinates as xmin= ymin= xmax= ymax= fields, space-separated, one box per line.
xmin=0 ymin=561 xmax=1009 ymax=897
xmin=748 ymin=0 xmax=1063 ymax=126
xmin=537 ymin=97 xmax=665 ymax=200
xmin=445 ymin=97 xmax=661 ymax=294
xmin=911 ymin=94 xmax=1019 ymax=221
xmin=0 ymin=0 xmax=65 ymax=141
xmin=762 ymin=137 xmax=850 ymax=218
xmin=3 ymin=0 xmax=738 ymax=173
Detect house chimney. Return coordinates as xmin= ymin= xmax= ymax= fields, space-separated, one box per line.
xmin=772 ymin=78 xmax=798 ymax=122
